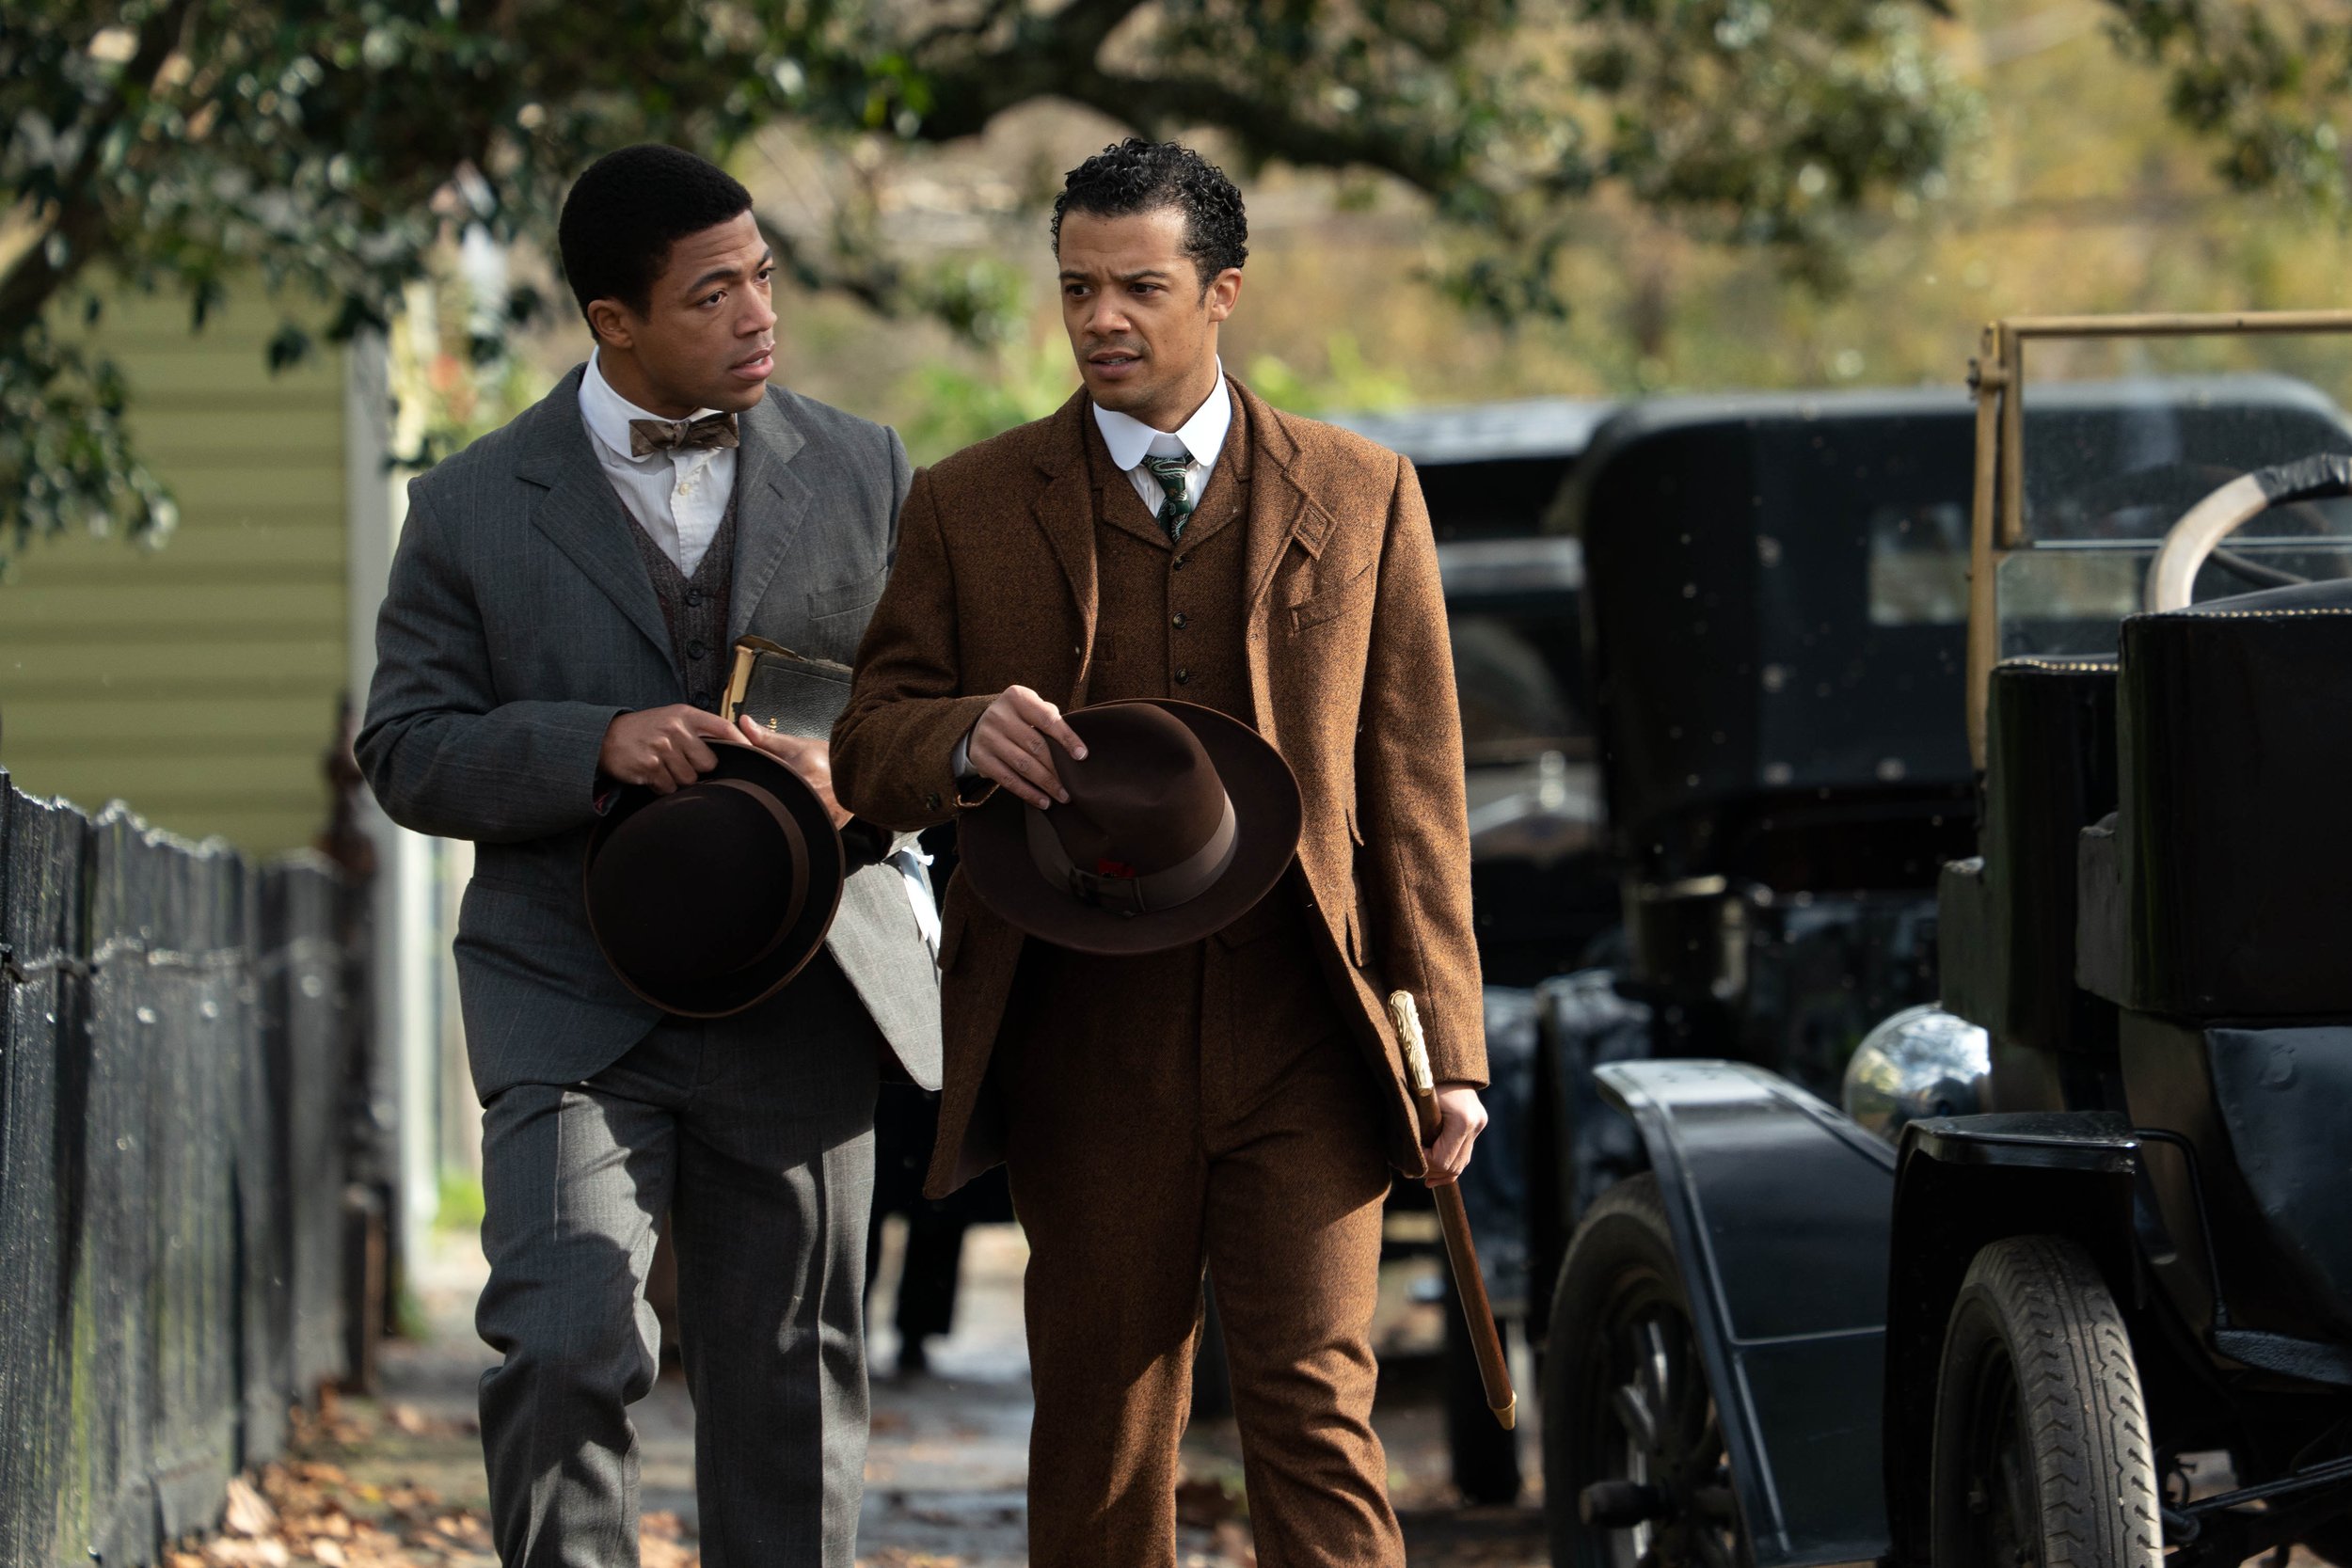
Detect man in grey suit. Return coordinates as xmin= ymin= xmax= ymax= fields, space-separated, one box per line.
xmin=358 ymin=144 xmax=941 ymax=1568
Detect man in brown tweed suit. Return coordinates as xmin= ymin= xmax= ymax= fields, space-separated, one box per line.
xmin=832 ymin=139 xmax=1487 ymax=1567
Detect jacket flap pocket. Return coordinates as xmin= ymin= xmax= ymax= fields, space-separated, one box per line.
xmin=807 ymin=565 xmax=888 ymax=620
xmin=1286 ymin=560 xmax=1375 ymax=633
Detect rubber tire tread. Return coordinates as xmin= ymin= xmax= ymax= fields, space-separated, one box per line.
xmin=1541 ymin=1174 xmax=1700 ymax=1568
xmin=1929 ymin=1235 xmax=2161 ymax=1568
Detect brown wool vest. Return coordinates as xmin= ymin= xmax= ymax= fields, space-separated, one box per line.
xmin=1078 ymin=408 xmax=1252 ymax=721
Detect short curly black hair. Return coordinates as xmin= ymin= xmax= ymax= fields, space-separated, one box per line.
xmin=1051 ymin=138 xmax=1248 ymax=291
xmin=559 ymin=145 xmax=754 ymax=325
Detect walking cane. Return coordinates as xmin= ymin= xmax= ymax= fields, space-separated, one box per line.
xmin=1389 ymin=990 xmax=1518 ymax=1432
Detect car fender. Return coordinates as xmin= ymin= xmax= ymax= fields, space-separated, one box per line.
xmin=1592 ymin=1058 xmax=1898 ymax=1568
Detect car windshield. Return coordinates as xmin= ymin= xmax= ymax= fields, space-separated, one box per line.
xmin=1998 ymin=341 xmax=2352 ymax=660
xmin=1439 ymin=538 xmax=1590 ymax=767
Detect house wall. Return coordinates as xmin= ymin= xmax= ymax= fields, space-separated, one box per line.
xmin=0 ymin=288 xmax=352 ymax=854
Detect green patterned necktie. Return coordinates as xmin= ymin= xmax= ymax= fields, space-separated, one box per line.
xmin=1143 ymin=453 xmax=1194 ymax=543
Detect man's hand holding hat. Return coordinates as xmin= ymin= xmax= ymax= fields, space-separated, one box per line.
xmin=596 ymin=704 xmax=851 ymax=831
xmin=968 ymin=685 xmax=1089 ymax=809
xmin=734 ymin=717 xmax=852 ymax=829
xmin=598 ymin=704 xmax=743 ymax=794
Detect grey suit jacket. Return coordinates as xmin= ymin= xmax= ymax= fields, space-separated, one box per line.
xmin=357 ymin=366 xmax=944 ymax=1099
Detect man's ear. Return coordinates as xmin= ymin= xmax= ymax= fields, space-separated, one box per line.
xmin=1204 ymin=267 xmax=1244 ymax=325
xmin=585 ymin=297 xmax=636 ymax=351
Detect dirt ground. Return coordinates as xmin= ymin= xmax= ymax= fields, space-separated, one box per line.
xmin=178 ymin=1221 xmax=1546 ymax=1568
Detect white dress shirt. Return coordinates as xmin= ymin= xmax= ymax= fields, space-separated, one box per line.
xmin=1090 ymin=362 xmax=1233 ymax=519
xmin=578 ymin=351 xmax=737 ymax=575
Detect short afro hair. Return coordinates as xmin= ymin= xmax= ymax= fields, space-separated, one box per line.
xmin=1051 ymin=138 xmax=1248 ymax=290
xmin=558 ymin=145 xmax=754 ymax=325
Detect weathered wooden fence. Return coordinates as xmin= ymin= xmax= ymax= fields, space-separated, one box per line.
xmin=0 ymin=771 xmax=372 ymax=1568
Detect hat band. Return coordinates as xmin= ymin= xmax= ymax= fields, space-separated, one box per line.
xmin=1024 ymin=793 xmax=1239 ymax=918
xmin=699 ymin=777 xmax=811 ymax=970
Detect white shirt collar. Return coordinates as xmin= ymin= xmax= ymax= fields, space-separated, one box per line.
xmin=1090 ymin=360 xmax=1232 ymax=472
xmin=579 ymin=350 xmax=723 ymax=466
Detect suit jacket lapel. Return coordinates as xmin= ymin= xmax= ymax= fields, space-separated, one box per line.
xmin=1236 ymin=378 xmax=1335 ymax=736
xmin=515 ymin=369 xmax=674 ymax=660
xmin=727 ymin=390 xmax=816 ymax=642
xmin=1031 ymin=392 xmax=1101 ymax=704
xmin=1241 ymin=378 xmax=1343 ymax=600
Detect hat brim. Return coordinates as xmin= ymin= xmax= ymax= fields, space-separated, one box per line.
xmin=958 ymin=700 xmax=1303 ymax=956
xmin=583 ymin=742 xmax=845 ymax=1017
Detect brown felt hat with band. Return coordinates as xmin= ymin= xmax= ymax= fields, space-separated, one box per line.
xmin=581 ymin=742 xmax=845 ymax=1017
xmin=958 ymin=700 xmax=1303 ymax=956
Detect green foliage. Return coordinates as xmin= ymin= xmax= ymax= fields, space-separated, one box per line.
xmin=0 ymin=322 xmax=175 ymax=571
xmin=436 ymin=1170 xmax=486 ymax=1232
xmin=2103 ymin=0 xmax=2351 ymax=205
xmin=1245 ymin=335 xmax=1415 ymax=417
xmin=895 ymin=331 xmax=1076 ymax=466
xmin=7 ymin=0 xmax=2350 ymax=561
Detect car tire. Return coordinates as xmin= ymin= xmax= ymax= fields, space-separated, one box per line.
xmin=1541 ymin=1172 xmax=1740 ymax=1568
xmin=1929 ymin=1235 xmax=2161 ymax=1568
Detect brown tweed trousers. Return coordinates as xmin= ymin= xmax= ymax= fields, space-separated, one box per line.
xmin=832 ymin=378 xmax=1486 ymax=1565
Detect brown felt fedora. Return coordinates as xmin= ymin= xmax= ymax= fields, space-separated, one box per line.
xmin=582 ymin=742 xmax=844 ymax=1017
xmin=958 ymin=700 xmax=1302 ymax=956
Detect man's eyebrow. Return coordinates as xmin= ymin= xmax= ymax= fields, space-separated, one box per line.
xmin=1057 ymin=266 xmax=1173 ymax=284
xmin=684 ymin=247 xmax=774 ymax=295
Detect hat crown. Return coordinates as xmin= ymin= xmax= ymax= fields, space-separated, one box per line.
xmin=1049 ymin=705 xmax=1229 ymax=876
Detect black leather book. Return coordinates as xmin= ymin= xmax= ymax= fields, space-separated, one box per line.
xmin=722 ymin=636 xmax=854 ymax=739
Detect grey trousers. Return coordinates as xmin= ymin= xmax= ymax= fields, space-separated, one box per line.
xmin=475 ymin=956 xmax=882 ymax=1568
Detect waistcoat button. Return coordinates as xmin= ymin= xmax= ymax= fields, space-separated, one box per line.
xmin=686 ymin=639 xmax=707 ymax=660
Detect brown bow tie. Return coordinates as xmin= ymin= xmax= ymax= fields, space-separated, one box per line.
xmin=628 ymin=411 xmax=739 ymax=459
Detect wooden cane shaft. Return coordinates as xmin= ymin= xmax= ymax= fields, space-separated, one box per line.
xmin=1434 ymin=1180 xmax=1515 ymax=1421
xmin=1415 ymin=1080 xmax=1517 ymax=1430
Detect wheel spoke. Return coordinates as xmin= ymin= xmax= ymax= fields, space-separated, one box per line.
xmin=1614 ymin=1379 xmax=1662 ymax=1454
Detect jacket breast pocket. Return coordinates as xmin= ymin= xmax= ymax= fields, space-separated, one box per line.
xmin=807 ymin=565 xmax=888 ymax=622
xmin=1285 ymin=560 xmax=1375 ymax=635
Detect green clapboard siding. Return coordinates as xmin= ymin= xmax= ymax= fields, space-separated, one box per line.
xmin=0 ymin=286 xmax=353 ymax=854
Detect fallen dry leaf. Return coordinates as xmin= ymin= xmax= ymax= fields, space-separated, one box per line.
xmin=223 ymin=1478 xmax=278 ymax=1538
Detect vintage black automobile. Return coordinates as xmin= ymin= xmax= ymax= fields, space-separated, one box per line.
xmin=1541 ymin=312 xmax=2352 ymax=1568
xmin=1521 ymin=388 xmax=1991 ymax=1353
xmin=1436 ymin=387 xmax=1992 ymax=1506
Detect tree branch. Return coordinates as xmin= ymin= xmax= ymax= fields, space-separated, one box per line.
xmin=0 ymin=0 xmax=199 ymax=336
xmin=917 ymin=48 xmax=1461 ymax=198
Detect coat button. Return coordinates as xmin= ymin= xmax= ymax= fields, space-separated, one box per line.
xmin=925 ymin=791 xmax=943 ymax=812
xmin=1174 ymin=668 xmax=1191 ymax=685
xmin=685 ymin=638 xmax=707 ymax=659
xmin=1172 ymin=612 xmax=1188 ymax=629
xmin=1172 ymin=555 xmax=1188 ymax=570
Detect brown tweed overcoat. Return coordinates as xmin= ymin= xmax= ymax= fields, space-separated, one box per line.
xmin=833 ymin=378 xmax=1486 ymax=1198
